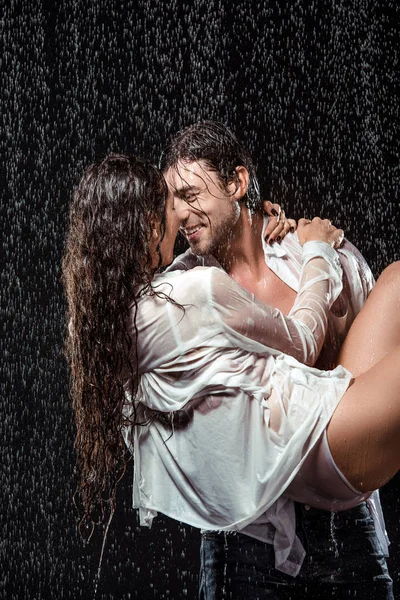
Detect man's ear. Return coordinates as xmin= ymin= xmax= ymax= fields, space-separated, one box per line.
xmin=230 ymin=166 xmax=249 ymax=201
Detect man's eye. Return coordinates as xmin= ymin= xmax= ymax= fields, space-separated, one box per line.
xmin=184 ymin=193 xmax=198 ymax=203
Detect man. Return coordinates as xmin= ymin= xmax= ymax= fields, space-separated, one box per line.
xmin=160 ymin=121 xmax=393 ymax=599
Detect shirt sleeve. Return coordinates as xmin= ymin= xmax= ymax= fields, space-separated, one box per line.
xmin=210 ymin=241 xmax=343 ymax=366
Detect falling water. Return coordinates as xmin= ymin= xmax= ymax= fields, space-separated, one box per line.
xmin=2 ymin=0 xmax=398 ymax=598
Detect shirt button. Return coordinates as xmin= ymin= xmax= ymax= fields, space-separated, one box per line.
xmin=304 ymin=505 xmax=311 ymax=511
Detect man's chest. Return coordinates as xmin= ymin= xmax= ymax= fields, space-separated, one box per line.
xmin=230 ymin=264 xmax=297 ymax=315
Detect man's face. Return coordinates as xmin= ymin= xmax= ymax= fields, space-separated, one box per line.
xmin=164 ymin=160 xmax=241 ymax=256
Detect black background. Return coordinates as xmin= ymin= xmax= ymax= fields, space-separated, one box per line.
xmin=2 ymin=0 xmax=399 ymax=598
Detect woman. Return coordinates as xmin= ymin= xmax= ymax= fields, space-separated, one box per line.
xmin=63 ymin=153 xmax=400 ymax=543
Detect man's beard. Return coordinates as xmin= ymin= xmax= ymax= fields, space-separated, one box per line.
xmin=190 ymin=207 xmax=240 ymax=257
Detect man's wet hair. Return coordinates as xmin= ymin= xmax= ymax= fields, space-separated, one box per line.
xmin=160 ymin=121 xmax=260 ymax=211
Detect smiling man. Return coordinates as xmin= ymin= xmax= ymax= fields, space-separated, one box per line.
xmin=170 ymin=162 xmax=242 ymax=254
xmin=160 ymin=121 xmax=393 ymax=599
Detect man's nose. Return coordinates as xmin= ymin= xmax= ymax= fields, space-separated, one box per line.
xmin=173 ymin=197 xmax=191 ymax=222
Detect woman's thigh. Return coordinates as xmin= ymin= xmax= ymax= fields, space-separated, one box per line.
xmin=327 ymin=346 xmax=400 ymax=491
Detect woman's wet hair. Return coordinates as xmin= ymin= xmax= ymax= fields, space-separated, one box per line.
xmin=62 ymin=154 xmax=168 ymax=532
xmin=160 ymin=120 xmax=260 ymax=210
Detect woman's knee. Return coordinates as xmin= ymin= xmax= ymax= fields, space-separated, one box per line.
xmin=376 ymin=261 xmax=400 ymax=288
xmin=366 ymin=261 xmax=400 ymax=312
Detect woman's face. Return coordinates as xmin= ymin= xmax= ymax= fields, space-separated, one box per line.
xmin=153 ymin=193 xmax=180 ymax=267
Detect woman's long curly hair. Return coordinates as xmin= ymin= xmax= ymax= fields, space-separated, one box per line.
xmin=62 ymin=154 xmax=167 ymax=533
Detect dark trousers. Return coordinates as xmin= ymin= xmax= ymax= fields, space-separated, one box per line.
xmin=199 ymin=502 xmax=393 ymax=599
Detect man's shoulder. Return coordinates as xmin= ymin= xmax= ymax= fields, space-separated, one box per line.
xmin=337 ymin=239 xmax=375 ymax=287
xmin=338 ymin=238 xmax=366 ymax=262
xmin=284 ymin=233 xmax=374 ymax=287
xmin=280 ymin=234 xmax=374 ymax=307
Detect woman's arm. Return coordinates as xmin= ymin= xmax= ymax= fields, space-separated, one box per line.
xmin=211 ymin=237 xmax=343 ymax=366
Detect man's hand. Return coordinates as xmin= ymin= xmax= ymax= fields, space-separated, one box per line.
xmin=263 ymin=201 xmax=297 ymax=244
xmin=297 ymin=217 xmax=344 ymax=248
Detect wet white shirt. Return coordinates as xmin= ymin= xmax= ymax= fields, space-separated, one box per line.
xmin=170 ymin=221 xmax=375 ymax=372
xmin=162 ymin=221 xmax=388 ymax=574
xmin=123 ymin=238 xmax=366 ymax=575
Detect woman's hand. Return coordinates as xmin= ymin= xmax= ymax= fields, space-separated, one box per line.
xmin=297 ymin=217 xmax=344 ymax=248
xmin=263 ymin=201 xmax=297 ymax=244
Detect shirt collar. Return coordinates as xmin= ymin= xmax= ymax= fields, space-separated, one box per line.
xmin=261 ymin=215 xmax=288 ymax=259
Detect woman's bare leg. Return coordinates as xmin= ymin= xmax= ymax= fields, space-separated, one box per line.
xmin=327 ymin=262 xmax=400 ymax=491
xmin=338 ymin=262 xmax=400 ymax=377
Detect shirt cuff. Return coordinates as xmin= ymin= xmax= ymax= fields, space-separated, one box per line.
xmin=302 ymin=241 xmax=342 ymax=275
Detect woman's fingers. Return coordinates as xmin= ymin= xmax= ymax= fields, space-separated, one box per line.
xmin=262 ymin=201 xmax=297 ymax=244
xmin=297 ymin=217 xmax=344 ymax=247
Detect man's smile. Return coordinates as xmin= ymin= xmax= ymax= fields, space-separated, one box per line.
xmin=181 ymin=224 xmax=205 ymax=241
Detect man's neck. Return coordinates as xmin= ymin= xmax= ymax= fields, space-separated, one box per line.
xmin=213 ymin=208 xmax=266 ymax=277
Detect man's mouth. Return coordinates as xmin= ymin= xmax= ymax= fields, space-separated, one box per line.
xmin=181 ymin=225 xmax=204 ymax=241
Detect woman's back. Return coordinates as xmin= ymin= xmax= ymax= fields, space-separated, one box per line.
xmin=124 ymin=263 xmax=352 ymax=531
